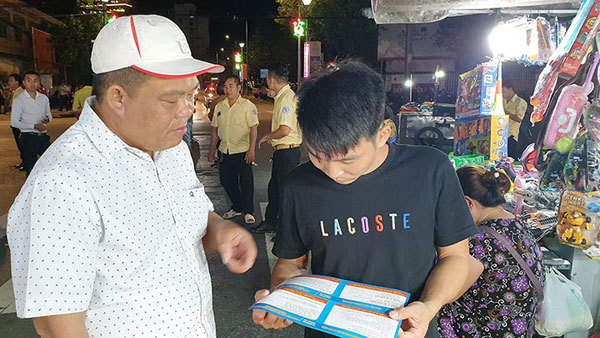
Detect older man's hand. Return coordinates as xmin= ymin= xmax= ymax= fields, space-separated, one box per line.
xmin=216 ymin=221 xmax=257 ymax=273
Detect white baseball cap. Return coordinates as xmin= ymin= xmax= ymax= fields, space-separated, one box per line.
xmin=91 ymin=15 xmax=224 ymax=78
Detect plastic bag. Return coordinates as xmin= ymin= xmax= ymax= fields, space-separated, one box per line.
xmin=535 ymin=268 xmax=593 ymax=336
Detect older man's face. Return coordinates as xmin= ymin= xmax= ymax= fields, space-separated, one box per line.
xmin=121 ymin=76 xmax=198 ymax=153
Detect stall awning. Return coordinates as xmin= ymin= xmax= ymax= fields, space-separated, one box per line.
xmin=371 ymin=0 xmax=582 ymax=23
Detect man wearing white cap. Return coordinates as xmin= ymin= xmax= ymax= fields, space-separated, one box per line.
xmin=7 ymin=15 xmax=257 ymax=337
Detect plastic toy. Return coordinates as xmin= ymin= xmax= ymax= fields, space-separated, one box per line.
xmin=543 ymin=53 xmax=600 ymax=149
xmin=562 ymin=134 xmax=588 ymax=190
xmin=557 ymin=190 xmax=600 ymax=249
xmin=559 ymin=211 xmax=593 ymax=246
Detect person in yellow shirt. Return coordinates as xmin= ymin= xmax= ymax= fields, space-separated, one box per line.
xmin=502 ymin=81 xmax=528 ymax=159
xmin=8 ymin=73 xmax=25 ymax=170
xmin=209 ymin=75 xmax=259 ymax=224
xmin=253 ymin=62 xmax=302 ymax=233
xmin=72 ymin=82 xmax=93 ymax=118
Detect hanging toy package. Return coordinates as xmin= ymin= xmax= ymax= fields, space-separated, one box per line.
xmin=531 ymin=0 xmax=600 ymax=123
xmin=562 ymin=134 xmax=588 ymax=190
xmin=543 ymin=53 xmax=600 ymax=149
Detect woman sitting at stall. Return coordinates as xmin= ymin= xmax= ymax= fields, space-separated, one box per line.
xmin=437 ymin=165 xmax=544 ymax=338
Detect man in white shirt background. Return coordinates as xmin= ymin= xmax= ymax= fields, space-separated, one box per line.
xmin=8 ymin=15 xmax=257 ymax=337
xmin=10 ymin=70 xmax=52 ymax=176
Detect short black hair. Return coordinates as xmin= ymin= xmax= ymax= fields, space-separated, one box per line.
xmin=23 ymin=71 xmax=40 ymax=79
xmin=503 ymin=78 xmax=516 ymax=91
xmin=8 ymin=73 xmax=22 ymax=85
xmin=92 ymin=67 xmax=151 ymax=103
xmin=223 ymin=74 xmax=241 ymax=85
xmin=297 ymin=61 xmax=385 ymax=159
xmin=268 ymin=62 xmax=289 ymax=82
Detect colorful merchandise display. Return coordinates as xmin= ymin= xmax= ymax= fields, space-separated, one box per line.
xmin=454 ymin=114 xmax=508 ymax=161
xmin=455 ymin=63 xmax=498 ymax=119
xmin=449 ymin=4 xmax=600 ymax=335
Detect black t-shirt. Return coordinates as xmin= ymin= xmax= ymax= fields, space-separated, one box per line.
xmin=273 ymin=142 xmax=476 ymax=307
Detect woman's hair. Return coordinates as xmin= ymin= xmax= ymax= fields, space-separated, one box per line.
xmin=456 ymin=165 xmax=512 ymax=207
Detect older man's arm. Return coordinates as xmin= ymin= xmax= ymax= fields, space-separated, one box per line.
xmin=32 ymin=311 xmax=89 ymax=338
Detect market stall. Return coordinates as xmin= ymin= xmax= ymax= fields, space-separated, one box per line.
xmin=446 ymin=2 xmax=600 ymax=336
xmin=378 ymin=0 xmax=600 ymax=336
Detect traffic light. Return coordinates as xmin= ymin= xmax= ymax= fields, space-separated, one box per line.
xmin=106 ymin=13 xmax=118 ymax=24
xmin=234 ymin=52 xmax=242 ymax=63
xmin=292 ymin=17 xmax=306 ymax=37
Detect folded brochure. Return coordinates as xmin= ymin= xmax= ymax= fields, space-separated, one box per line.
xmin=249 ymin=274 xmax=410 ymax=338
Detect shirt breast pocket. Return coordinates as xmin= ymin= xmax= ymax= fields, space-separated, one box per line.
xmin=231 ymin=113 xmax=247 ymax=127
xmin=177 ymin=185 xmax=211 ymax=241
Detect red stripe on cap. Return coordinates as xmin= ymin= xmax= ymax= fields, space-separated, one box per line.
xmin=130 ymin=16 xmax=141 ymax=57
xmin=131 ymin=65 xmax=225 ymax=79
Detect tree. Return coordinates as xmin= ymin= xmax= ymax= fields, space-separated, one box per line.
xmin=44 ymin=14 xmax=104 ymax=86
xmin=275 ymin=0 xmax=378 ymax=66
xmin=246 ymin=21 xmax=297 ymax=80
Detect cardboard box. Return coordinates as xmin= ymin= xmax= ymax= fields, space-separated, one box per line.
xmin=454 ymin=114 xmax=509 ymax=161
xmin=455 ymin=64 xmax=498 ymax=119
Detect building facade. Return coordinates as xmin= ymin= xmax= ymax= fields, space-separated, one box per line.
xmin=170 ymin=3 xmax=210 ymax=59
xmin=0 ymin=0 xmax=63 ymax=77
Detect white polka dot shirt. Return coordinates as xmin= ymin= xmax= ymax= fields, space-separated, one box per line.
xmin=8 ymin=97 xmax=216 ymax=337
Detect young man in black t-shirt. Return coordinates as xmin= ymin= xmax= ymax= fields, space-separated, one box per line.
xmin=252 ymin=62 xmax=478 ymax=337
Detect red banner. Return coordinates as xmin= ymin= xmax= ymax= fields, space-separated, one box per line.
xmin=32 ymin=28 xmax=56 ymax=73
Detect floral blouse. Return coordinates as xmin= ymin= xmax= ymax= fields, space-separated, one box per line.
xmin=438 ymin=218 xmax=545 ymax=338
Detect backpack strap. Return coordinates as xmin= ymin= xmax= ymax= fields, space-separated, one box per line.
xmin=479 ymin=225 xmax=544 ymax=297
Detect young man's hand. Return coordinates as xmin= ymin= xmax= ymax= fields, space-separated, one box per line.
xmin=252 ymin=289 xmax=294 ymax=329
xmin=390 ymin=301 xmax=435 ymax=338
xmin=216 ymin=221 xmax=257 ymax=273
xmin=258 ymin=135 xmax=270 ymax=149
xmin=208 ymin=150 xmax=216 ymax=164
xmin=245 ymin=149 xmax=255 ymax=164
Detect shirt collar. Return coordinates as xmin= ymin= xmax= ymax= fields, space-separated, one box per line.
xmin=79 ymin=96 xmax=154 ymax=161
xmin=226 ymin=95 xmax=242 ymax=107
xmin=24 ymin=90 xmax=40 ymax=100
xmin=508 ymin=94 xmax=519 ymax=104
xmin=275 ymin=84 xmax=290 ymax=100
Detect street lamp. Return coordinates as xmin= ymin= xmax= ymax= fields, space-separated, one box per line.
xmin=220 ymin=47 xmax=224 ymax=52
xmin=435 ymin=70 xmax=445 ymax=79
xmin=225 ymin=34 xmax=230 ymax=39
xmin=404 ymin=74 xmax=414 ymax=102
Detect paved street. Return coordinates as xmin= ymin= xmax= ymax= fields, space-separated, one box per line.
xmin=0 ymin=97 xmax=304 ymax=337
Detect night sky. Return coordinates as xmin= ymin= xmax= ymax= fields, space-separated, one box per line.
xmin=23 ymin=0 xmax=282 ymax=56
